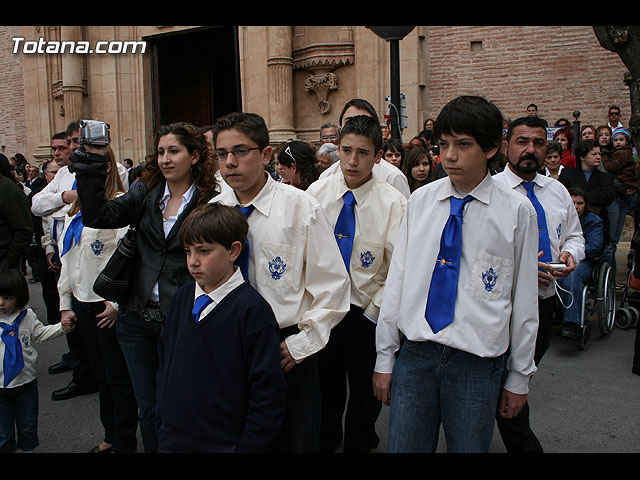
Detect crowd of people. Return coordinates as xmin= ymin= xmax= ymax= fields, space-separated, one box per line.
xmin=1 ymin=96 xmax=639 ymax=454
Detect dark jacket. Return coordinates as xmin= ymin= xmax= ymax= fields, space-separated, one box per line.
xmin=0 ymin=175 xmax=34 ymax=269
xmin=558 ymin=166 xmax=614 ymax=245
xmin=71 ymin=150 xmax=216 ymax=315
xmin=603 ymin=145 xmax=640 ymax=193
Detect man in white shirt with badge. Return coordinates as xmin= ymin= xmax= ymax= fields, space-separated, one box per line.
xmin=373 ymin=96 xmax=540 ymax=453
xmin=493 ymin=115 xmax=585 ymax=453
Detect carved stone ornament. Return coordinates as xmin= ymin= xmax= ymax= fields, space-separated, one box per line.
xmin=305 ymin=72 xmax=338 ymax=114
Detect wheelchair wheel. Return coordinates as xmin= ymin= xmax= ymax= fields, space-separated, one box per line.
xmin=597 ymin=263 xmax=616 ymax=337
xmin=616 ymin=307 xmax=632 ymax=329
xmin=629 ymin=307 xmax=639 ymax=328
xmin=578 ymin=321 xmax=591 ymax=351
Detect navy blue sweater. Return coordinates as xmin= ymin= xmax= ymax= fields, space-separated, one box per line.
xmin=155 ymin=280 xmax=287 ymax=452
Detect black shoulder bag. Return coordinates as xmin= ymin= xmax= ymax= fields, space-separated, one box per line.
xmin=93 ymin=193 xmax=147 ymax=304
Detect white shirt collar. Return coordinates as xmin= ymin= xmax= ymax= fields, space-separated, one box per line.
xmin=158 ymin=182 xmax=196 ymax=215
xmin=194 ymin=266 xmax=244 ymax=307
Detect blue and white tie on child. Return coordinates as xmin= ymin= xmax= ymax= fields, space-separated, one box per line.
xmin=425 ymin=196 xmax=474 ymax=333
xmin=192 ymin=294 xmax=213 ymax=323
xmin=60 ymin=211 xmax=84 ymax=257
xmin=1 ymin=309 xmax=27 ymax=387
xmin=334 ymin=190 xmax=356 ymax=272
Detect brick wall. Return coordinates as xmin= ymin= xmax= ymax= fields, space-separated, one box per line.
xmin=0 ymin=26 xmax=28 ymax=160
xmin=425 ymin=26 xmax=630 ymax=129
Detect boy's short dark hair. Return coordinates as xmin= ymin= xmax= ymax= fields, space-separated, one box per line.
xmin=338 ymin=98 xmax=378 ymax=126
xmin=434 ymin=96 xmax=503 ymax=155
xmin=0 ymin=268 xmax=29 ymax=309
xmin=211 ymin=112 xmax=269 ymax=151
xmin=339 ymin=115 xmax=383 ymax=152
xmin=179 ymin=203 xmax=248 ymax=251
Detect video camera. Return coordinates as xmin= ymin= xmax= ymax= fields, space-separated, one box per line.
xmin=79 ymin=119 xmax=111 ymax=146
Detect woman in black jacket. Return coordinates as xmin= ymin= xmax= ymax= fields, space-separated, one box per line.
xmin=72 ymin=122 xmax=218 ymax=452
xmin=558 ymin=139 xmax=615 ymax=248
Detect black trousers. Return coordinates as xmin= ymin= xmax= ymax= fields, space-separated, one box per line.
xmin=73 ymin=298 xmax=138 ymax=452
xmin=318 ymin=305 xmax=381 ymax=453
xmin=495 ymin=295 xmax=555 ymax=453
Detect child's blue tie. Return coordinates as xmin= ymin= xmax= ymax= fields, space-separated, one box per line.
xmin=334 ymin=190 xmax=356 ymax=272
xmin=425 ymin=196 xmax=474 ymax=333
xmin=235 ymin=205 xmax=255 ymax=280
xmin=1 ymin=309 xmax=28 ymax=387
xmin=192 ymin=295 xmax=213 ymax=323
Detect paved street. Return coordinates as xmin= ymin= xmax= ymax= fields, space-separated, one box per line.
xmin=22 ymin=244 xmax=640 ymax=454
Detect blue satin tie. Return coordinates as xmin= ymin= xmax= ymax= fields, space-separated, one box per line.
xmin=334 ymin=190 xmax=356 ymax=272
xmin=425 ymin=196 xmax=474 ymax=333
xmin=54 ymin=180 xmax=77 ymax=244
xmin=192 ymin=294 xmax=213 ymax=323
xmin=1 ymin=309 xmax=28 ymax=387
xmin=60 ymin=211 xmax=83 ymax=257
xmin=522 ymin=182 xmax=552 ymax=263
xmin=235 ymin=205 xmax=255 ymax=280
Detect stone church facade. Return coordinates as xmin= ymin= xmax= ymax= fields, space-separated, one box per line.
xmin=0 ymin=25 xmax=630 ymax=166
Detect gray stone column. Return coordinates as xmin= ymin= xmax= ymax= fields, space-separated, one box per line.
xmin=60 ymin=26 xmax=84 ymax=123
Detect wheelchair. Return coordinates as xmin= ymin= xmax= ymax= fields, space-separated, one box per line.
xmin=571 ymin=259 xmax=616 ymax=350
xmin=615 ymin=250 xmax=640 ymax=330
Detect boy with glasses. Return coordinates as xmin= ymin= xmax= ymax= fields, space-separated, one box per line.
xmin=209 ymin=112 xmax=351 ymax=453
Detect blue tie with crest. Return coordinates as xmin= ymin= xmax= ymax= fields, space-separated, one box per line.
xmin=192 ymin=294 xmax=213 ymax=323
xmin=522 ymin=181 xmax=552 ymax=263
xmin=235 ymin=205 xmax=255 ymax=280
xmin=425 ymin=196 xmax=474 ymax=333
xmin=334 ymin=190 xmax=356 ymax=272
xmin=1 ymin=309 xmax=28 ymax=387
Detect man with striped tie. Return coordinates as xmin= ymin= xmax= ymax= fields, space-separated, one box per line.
xmin=373 ymin=96 xmax=540 ymax=453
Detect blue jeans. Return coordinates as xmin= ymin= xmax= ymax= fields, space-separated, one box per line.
xmin=0 ymin=379 xmax=39 ymax=452
xmin=116 ymin=307 xmax=163 ymax=453
xmin=388 ymin=340 xmax=507 ymax=453
xmin=557 ymin=260 xmax=596 ymax=325
xmin=605 ymin=193 xmax=638 ymax=270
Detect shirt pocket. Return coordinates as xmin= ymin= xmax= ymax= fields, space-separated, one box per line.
xmin=256 ymin=240 xmax=297 ymax=289
xmin=545 ymin=211 xmax=564 ymax=244
xmin=82 ymin=229 xmax=117 ymax=262
xmin=352 ymin=237 xmax=384 ymax=275
xmin=470 ymin=251 xmax=513 ymax=302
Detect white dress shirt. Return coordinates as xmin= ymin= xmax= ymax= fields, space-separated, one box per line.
xmin=210 ymin=173 xmax=351 ymax=362
xmin=319 ymin=157 xmax=411 ymax=199
xmin=149 ymin=182 xmax=197 ymax=302
xmin=0 ymin=308 xmax=65 ymax=388
xmin=31 ymin=163 xmax=129 ymax=241
xmin=493 ymin=166 xmax=585 ymax=299
xmin=306 ymin=172 xmax=406 ymax=322
xmin=193 ymin=266 xmax=245 ymax=320
xmin=375 ymin=173 xmax=540 ymax=394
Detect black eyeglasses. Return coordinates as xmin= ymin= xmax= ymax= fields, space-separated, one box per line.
xmin=609 ymin=111 xmax=620 ymax=116
xmin=215 ymin=147 xmax=261 ymax=160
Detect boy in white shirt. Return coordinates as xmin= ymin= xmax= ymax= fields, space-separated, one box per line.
xmin=307 ymin=115 xmax=406 ymax=453
xmin=209 ymin=112 xmax=351 ymax=453
xmin=373 ymin=96 xmax=540 ymax=453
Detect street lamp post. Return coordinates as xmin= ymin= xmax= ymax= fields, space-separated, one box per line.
xmin=367 ymin=26 xmax=415 ymax=141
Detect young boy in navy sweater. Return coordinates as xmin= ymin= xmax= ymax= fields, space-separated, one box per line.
xmin=155 ymin=203 xmax=286 ymax=453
